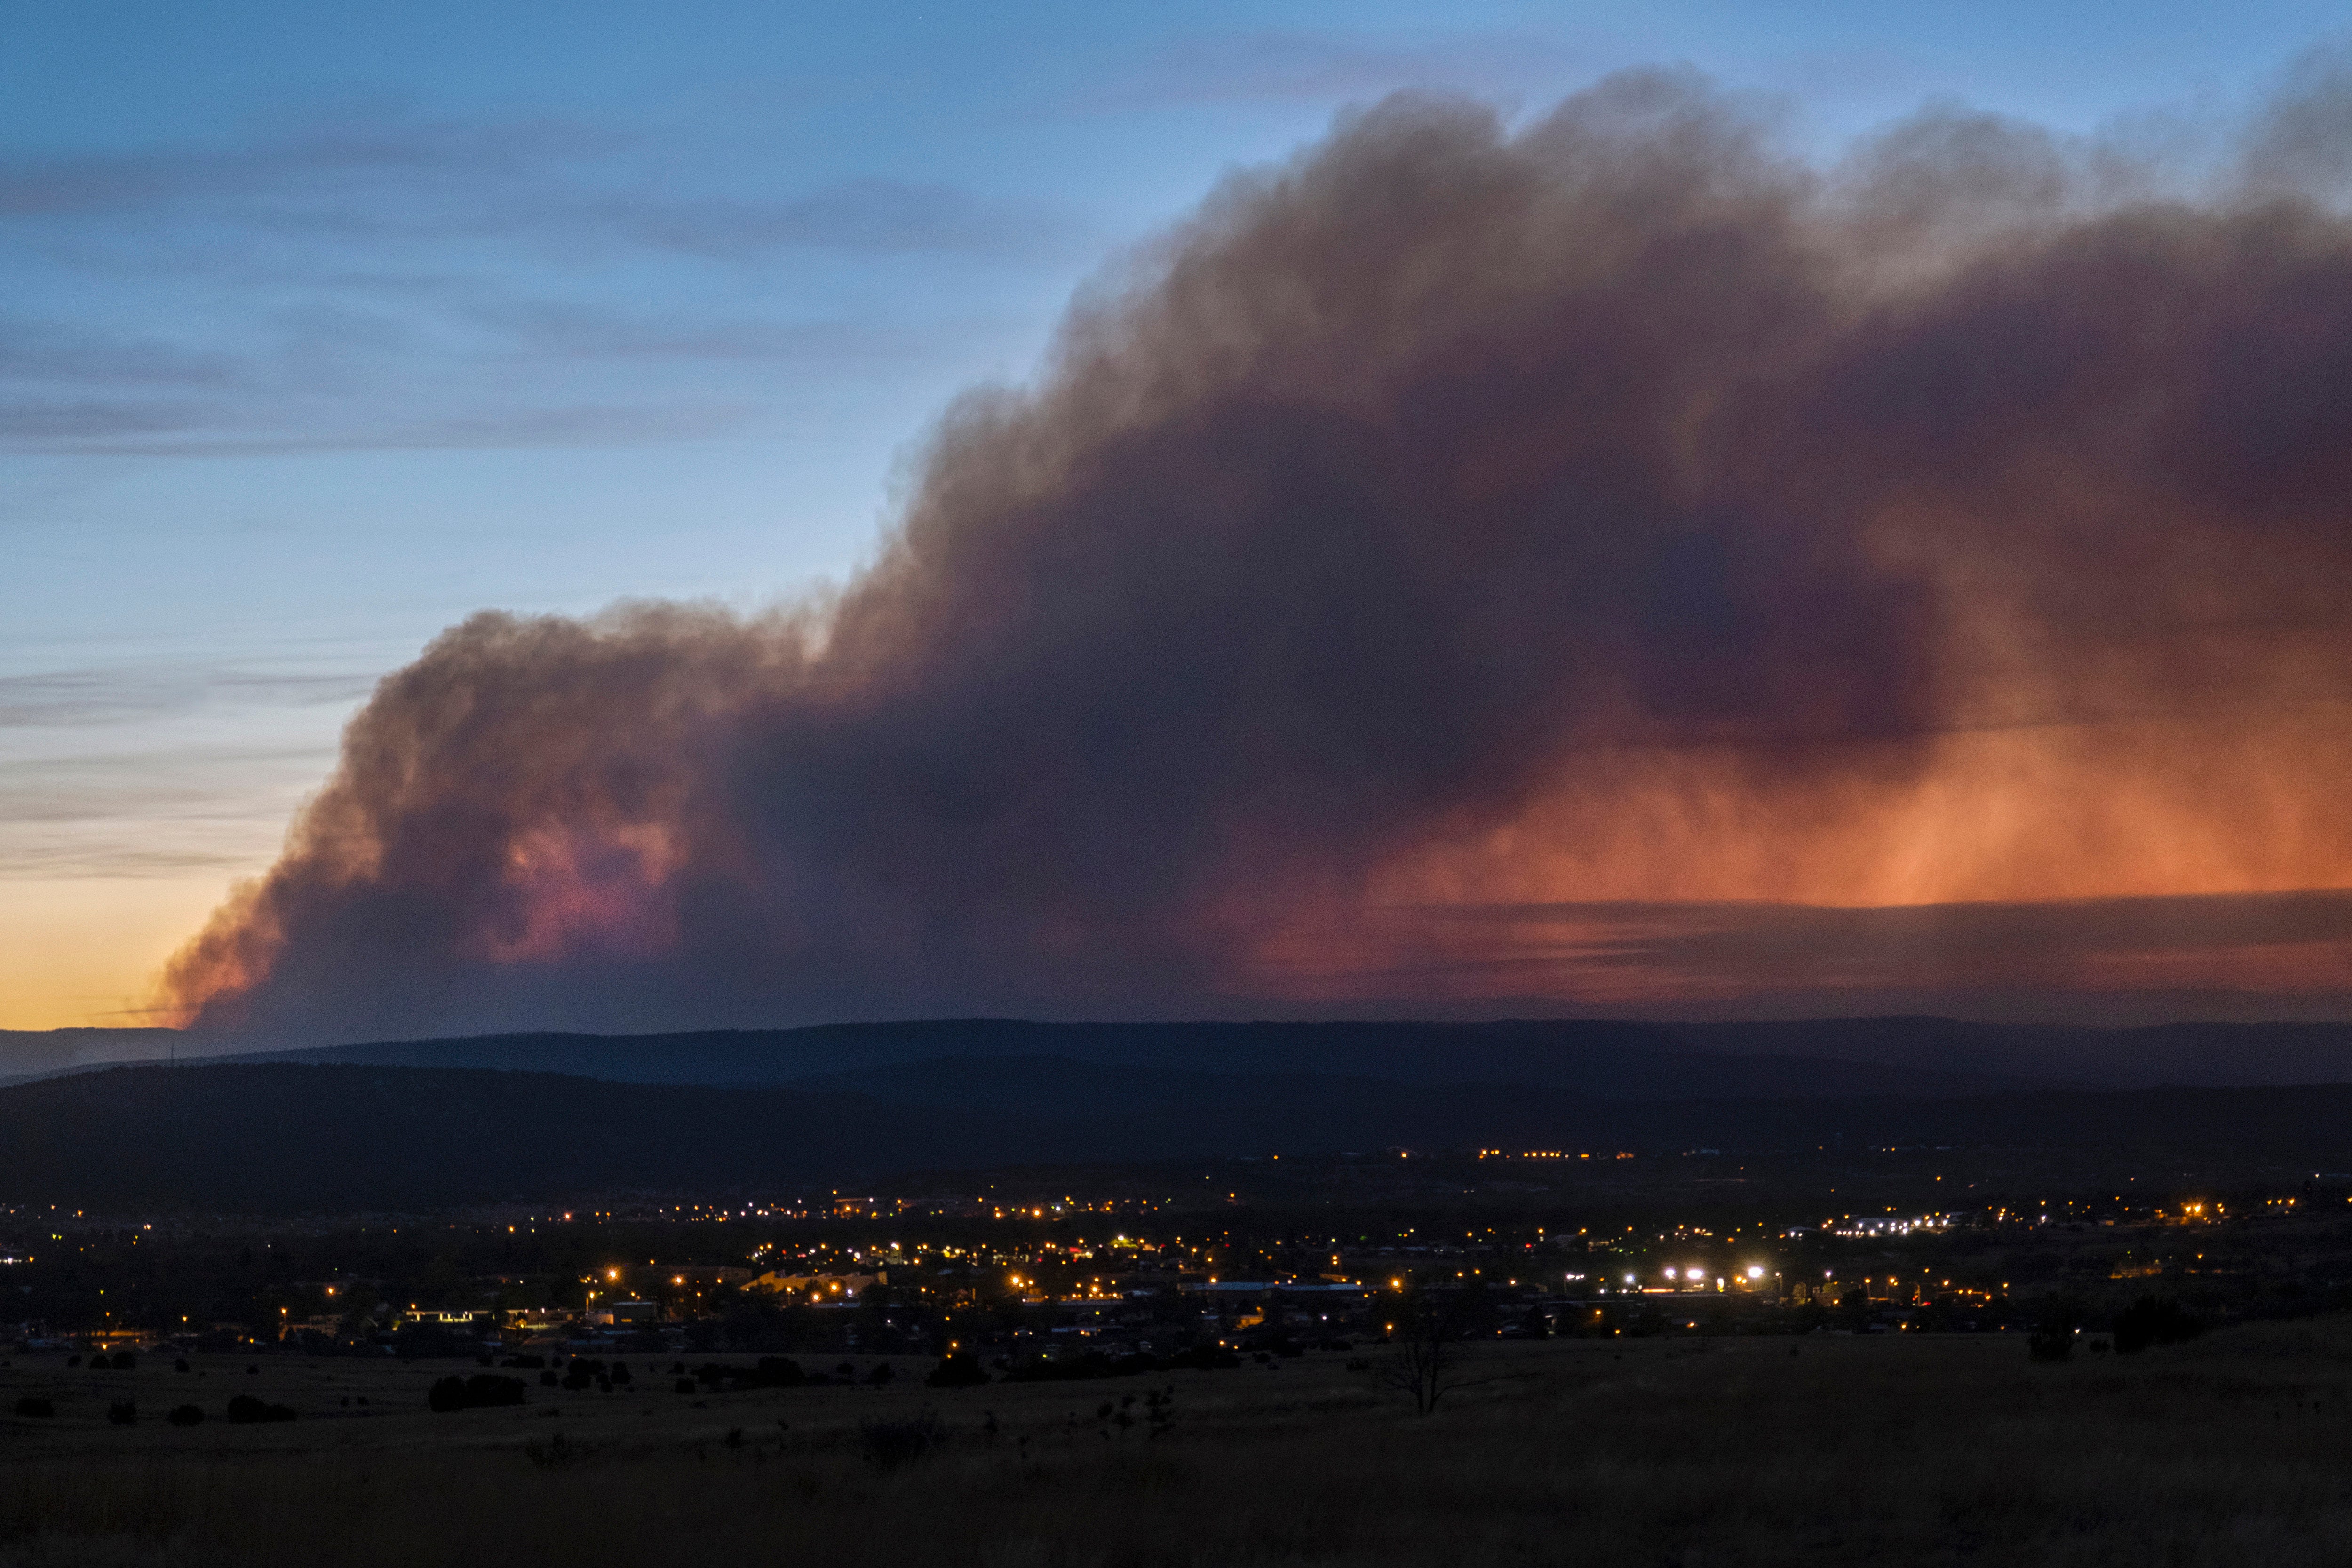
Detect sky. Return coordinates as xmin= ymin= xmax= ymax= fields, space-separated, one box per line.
xmin=4 ymin=0 xmax=2350 ymax=1033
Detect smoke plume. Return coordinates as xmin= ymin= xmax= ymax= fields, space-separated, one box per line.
xmin=166 ymin=71 xmax=2352 ymax=1038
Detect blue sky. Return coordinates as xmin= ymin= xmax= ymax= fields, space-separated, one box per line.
xmin=2 ymin=0 xmax=2347 ymax=1026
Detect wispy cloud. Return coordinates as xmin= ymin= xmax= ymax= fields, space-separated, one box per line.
xmin=0 ymin=399 xmax=220 ymax=440
xmin=0 ymin=113 xmax=605 ymax=221
xmin=1360 ymin=893 xmax=2352 ymax=1010
xmin=0 ymin=659 xmax=365 ymax=879
xmin=0 ymin=399 xmax=761 ymax=458
xmin=0 ymin=319 xmax=239 ymax=387
xmin=0 ymin=665 xmax=376 ymax=730
xmin=471 ymin=302 xmax=943 ymax=364
xmin=1081 ymin=29 xmax=1603 ymax=110
xmin=600 ymin=178 xmax=1072 ymax=260
xmin=0 ymin=108 xmax=1074 ymax=456
xmin=0 ymin=111 xmax=1073 ymax=259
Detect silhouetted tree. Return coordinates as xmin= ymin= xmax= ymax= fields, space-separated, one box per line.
xmin=2113 ymin=1297 xmax=2203 ymax=1353
xmin=1377 ymin=1283 xmax=1492 ymax=1414
xmin=926 ymin=1352 xmax=989 ymax=1388
xmin=2030 ymin=1296 xmax=2083 ymax=1362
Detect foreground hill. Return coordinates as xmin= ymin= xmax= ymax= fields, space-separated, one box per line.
xmin=9 ymin=1326 xmax=2351 ymax=1568
xmin=8 ymin=1059 xmax=2352 ymax=1210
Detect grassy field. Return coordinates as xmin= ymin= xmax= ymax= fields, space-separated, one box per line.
xmin=7 ymin=1322 xmax=2352 ymax=1566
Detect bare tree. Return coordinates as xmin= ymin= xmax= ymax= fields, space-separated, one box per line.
xmin=1376 ymin=1283 xmax=1491 ymax=1414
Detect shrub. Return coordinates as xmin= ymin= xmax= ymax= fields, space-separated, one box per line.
xmin=15 ymin=1397 xmax=55 ymax=1418
xmin=167 ymin=1405 xmax=204 ymax=1427
xmin=925 ymin=1353 xmax=988 ymax=1388
xmin=755 ymin=1358 xmax=805 ymax=1387
xmin=466 ymin=1373 xmax=527 ymax=1407
xmin=859 ymin=1410 xmax=944 ymax=1472
xmin=429 ymin=1374 xmax=529 ymax=1412
xmin=2030 ymin=1298 xmax=2083 ymax=1363
xmin=224 ymin=1394 xmax=296 ymax=1424
xmin=689 ymin=1358 xmax=803 ymax=1391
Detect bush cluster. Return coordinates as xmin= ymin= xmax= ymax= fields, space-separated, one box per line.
xmin=2113 ymin=1297 xmax=2204 ymax=1354
xmin=223 ymin=1394 xmax=296 ymax=1424
xmin=428 ymin=1374 xmax=529 ymax=1413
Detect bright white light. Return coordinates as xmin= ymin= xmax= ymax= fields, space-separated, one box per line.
xmin=1747 ymin=1266 xmax=1764 ymax=1280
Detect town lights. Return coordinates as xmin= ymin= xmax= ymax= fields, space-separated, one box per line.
xmin=1746 ymin=1266 xmax=1765 ymax=1281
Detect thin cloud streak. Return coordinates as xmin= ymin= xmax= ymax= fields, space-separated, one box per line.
xmin=0 ymin=112 xmax=1075 ymax=259
xmin=0 ymin=107 xmax=1073 ymax=457
xmin=0 ymin=400 xmax=763 ymax=457
xmin=1080 ymin=28 xmax=1606 ymax=110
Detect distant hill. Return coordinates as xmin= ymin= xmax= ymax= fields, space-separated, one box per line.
xmin=216 ymin=1018 xmax=2058 ymax=1099
xmin=13 ymin=1017 xmax=2352 ymax=1115
xmin=1663 ymin=1017 xmax=2352 ymax=1089
xmin=8 ymin=1058 xmax=2352 ymax=1211
xmin=0 ymin=1027 xmax=181 ymax=1084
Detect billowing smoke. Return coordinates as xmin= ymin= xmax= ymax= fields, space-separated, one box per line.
xmin=166 ymin=70 xmax=2352 ymax=1039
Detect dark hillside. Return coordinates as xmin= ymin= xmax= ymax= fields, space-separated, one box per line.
xmin=9 ymin=1060 xmax=2352 ymax=1210
xmin=221 ymin=1018 xmax=2055 ymax=1098
xmin=0 ymin=1065 xmax=974 ymax=1210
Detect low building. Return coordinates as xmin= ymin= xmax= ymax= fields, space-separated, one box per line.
xmin=746 ymin=1270 xmax=884 ymax=1301
xmin=589 ymin=1299 xmax=660 ymax=1326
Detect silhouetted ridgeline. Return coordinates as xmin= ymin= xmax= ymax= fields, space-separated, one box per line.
xmin=17 ymin=1017 xmax=2352 ymax=1096
xmin=213 ymin=1015 xmax=2352 ymax=1092
xmin=8 ymin=1060 xmax=2352 ymax=1211
xmin=221 ymin=1018 xmax=2058 ymax=1098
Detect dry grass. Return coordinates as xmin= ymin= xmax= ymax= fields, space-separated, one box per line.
xmin=8 ymin=1323 xmax=2352 ymax=1566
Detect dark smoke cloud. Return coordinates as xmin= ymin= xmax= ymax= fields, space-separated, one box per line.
xmin=167 ymin=69 xmax=2352 ymax=1040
